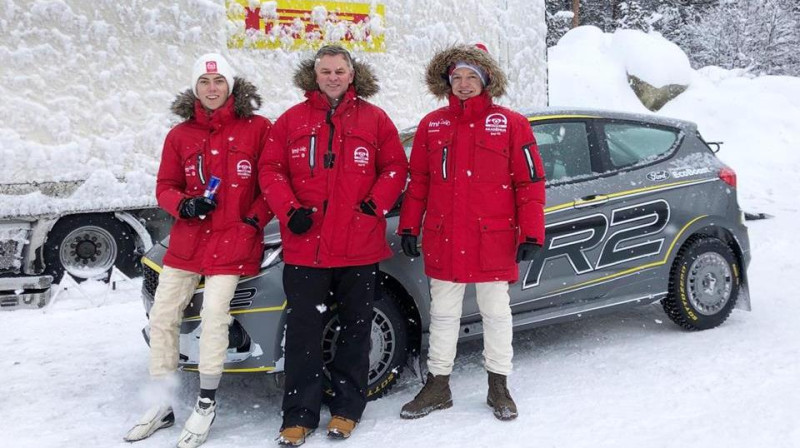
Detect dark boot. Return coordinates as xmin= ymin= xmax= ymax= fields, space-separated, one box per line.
xmin=400 ymin=372 xmax=452 ymax=419
xmin=487 ymin=371 xmax=518 ymax=421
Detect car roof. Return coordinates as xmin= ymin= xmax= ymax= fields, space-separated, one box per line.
xmin=399 ymin=108 xmax=698 ymax=137
xmin=523 ymin=107 xmax=697 ymax=131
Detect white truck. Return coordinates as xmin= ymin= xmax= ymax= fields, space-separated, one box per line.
xmin=0 ymin=0 xmax=547 ymax=309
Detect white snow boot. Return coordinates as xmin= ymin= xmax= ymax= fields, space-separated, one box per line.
xmin=123 ymin=404 xmax=175 ymax=442
xmin=176 ymin=397 xmax=216 ymax=448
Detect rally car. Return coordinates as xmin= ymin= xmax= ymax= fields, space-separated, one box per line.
xmin=139 ymin=109 xmax=751 ymax=400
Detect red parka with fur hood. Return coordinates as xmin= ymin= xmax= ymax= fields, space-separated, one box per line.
xmin=157 ymin=78 xmax=273 ymax=276
xmin=398 ymin=46 xmax=546 ymax=283
xmin=258 ymin=58 xmax=408 ymax=267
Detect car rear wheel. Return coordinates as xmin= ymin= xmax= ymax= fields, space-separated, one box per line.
xmin=662 ymin=235 xmax=741 ymax=330
xmin=322 ymin=285 xmax=408 ymax=401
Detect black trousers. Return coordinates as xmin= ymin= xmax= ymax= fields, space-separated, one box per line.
xmin=281 ymin=263 xmax=377 ymax=429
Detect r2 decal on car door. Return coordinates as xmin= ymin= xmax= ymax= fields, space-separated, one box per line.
xmin=523 ymin=199 xmax=671 ymax=289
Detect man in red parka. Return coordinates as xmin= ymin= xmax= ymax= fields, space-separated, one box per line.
xmin=398 ymin=44 xmax=546 ymax=421
xmin=259 ymin=45 xmax=407 ymax=446
xmin=124 ymin=53 xmax=272 ymax=448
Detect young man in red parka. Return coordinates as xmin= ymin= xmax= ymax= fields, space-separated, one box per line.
xmin=259 ymin=45 xmax=407 ymax=446
xmin=398 ymin=44 xmax=546 ymax=421
xmin=124 ymin=53 xmax=272 ymax=448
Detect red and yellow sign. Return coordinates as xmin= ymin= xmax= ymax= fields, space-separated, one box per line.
xmin=227 ymin=0 xmax=386 ymax=52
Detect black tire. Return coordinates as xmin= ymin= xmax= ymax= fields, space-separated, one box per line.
xmin=662 ymin=235 xmax=741 ymax=331
xmin=322 ymin=286 xmax=408 ymax=401
xmin=43 ymin=214 xmax=139 ymax=284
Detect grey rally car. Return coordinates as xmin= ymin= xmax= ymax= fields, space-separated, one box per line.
xmin=140 ymin=108 xmax=751 ymax=400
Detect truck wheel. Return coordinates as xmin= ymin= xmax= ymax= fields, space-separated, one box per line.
xmin=43 ymin=214 xmax=138 ymax=284
xmin=322 ymin=285 xmax=408 ymax=401
xmin=662 ymin=235 xmax=741 ymax=331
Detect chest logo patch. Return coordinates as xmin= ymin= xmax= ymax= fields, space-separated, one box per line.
xmin=290 ymin=146 xmax=307 ymax=159
xmin=485 ymin=113 xmax=508 ymax=135
xmin=237 ymin=160 xmax=252 ymax=179
xmin=354 ymin=147 xmax=370 ymax=167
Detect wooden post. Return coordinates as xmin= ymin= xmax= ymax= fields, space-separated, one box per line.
xmin=572 ymin=0 xmax=580 ymax=28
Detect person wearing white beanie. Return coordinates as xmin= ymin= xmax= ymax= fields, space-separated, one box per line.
xmin=191 ymin=53 xmax=236 ymax=97
xmin=124 ymin=52 xmax=273 ymax=448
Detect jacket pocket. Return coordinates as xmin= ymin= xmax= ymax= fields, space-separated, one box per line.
xmin=213 ymin=222 xmax=263 ymax=268
xmin=343 ymin=128 xmax=378 ymax=175
xmin=427 ymin=136 xmax=453 ymax=183
xmin=286 ymin=126 xmax=318 ymax=176
xmin=182 ymin=149 xmax=206 ymax=196
xmin=346 ymin=211 xmax=385 ymax=259
xmin=478 ymin=217 xmax=516 ymax=271
xmin=168 ymin=219 xmax=202 ymax=260
xmin=474 ymin=139 xmax=511 ymax=183
xmin=422 ymin=215 xmax=445 ymax=269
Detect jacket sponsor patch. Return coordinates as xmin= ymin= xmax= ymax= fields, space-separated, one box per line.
xmin=485 ymin=113 xmax=507 ymax=135
xmin=290 ymin=145 xmax=307 ymax=159
xmin=428 ymin=118 xmax=451 ymax=133
xmin=354 ymin=146 xmax=370 ymax=167
xmin=237 ymin=160 xmax=252 ymax=179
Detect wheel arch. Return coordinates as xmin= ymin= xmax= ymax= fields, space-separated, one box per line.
xmin=670 ymin=218 xmax=750 ymax=311
xmin=379 ymin=272 xmax=423 ymax=360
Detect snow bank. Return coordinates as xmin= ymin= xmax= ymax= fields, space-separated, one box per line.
xmin=549 ymin=26 xmax=800 ymax=211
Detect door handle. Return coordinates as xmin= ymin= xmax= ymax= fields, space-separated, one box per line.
xmin=574 ymin=194 xmax=610 ymax=209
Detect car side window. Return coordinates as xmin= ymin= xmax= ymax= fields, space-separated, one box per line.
xmin=603 ymin=123 xmax=679 ymax=168
xmin=532 ymin=122 xmax=593 ymax=183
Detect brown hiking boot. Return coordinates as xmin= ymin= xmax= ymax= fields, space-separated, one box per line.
xmin=487 ymin=371 xmax=518 ymax=421
xmin=400 ymin=372 xmax=453 ymax=419
xmin=277 ymin=426 xmax=313 ymax=446
xmin=326 ymin=416 xmax=357 ymax=439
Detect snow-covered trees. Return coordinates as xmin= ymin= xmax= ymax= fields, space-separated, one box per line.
xmin=545 ymin=0 xmax=800 ymax=76
xmin=680 ymin=0 xmax=799 ymax=75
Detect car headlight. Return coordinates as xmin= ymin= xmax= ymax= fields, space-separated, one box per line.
xmin=260 ymin=244 xmax=283 ymax=270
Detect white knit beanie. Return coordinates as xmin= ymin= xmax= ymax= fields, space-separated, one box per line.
xmin=191 ymin=53 xmax=235 ymax=97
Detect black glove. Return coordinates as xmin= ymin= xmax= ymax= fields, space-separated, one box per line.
xmin=287 ymin=207 xmax=314 ymax=235
xmin=360 ymin=199 xmax=377 ymax=216
xmin=516 ymin=241 xmax=542 ymax=263
xmin=179 ymin=196 xmax=217 ymax=219
xmin=401 ymin=234 xmax=420 ymax=257
xmin=243 ymin=216 xmax=260 ymax=231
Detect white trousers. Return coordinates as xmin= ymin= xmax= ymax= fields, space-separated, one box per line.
xmin=148 ymin=265 xmax=239 ymax=390
xmin=427 ymin=279 xmax=513 ymax=376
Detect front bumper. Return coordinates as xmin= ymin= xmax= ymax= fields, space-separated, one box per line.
xmin=0 ymin=275 xmax=52 ymax=309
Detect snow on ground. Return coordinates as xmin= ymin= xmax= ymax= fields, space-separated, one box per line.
xmin=3 ymin=25 xmax=800 ymax=448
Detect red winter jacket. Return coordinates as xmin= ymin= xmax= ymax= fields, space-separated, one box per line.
xmin=157 ymin=79 xmax=273 ymax=276
xmin=398 ymin=92 xmax=546 ymax=283
xmin=258 ymin=61 xmax=407 ymax=268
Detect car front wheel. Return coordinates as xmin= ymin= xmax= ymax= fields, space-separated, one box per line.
xmin=662 ymin=235 xmax=741 ymax=330
xmin=322 ymin=285 xmax=408 ymax=401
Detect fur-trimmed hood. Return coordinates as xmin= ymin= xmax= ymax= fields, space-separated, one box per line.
xmin=292 ymin=57 xmax=379 ymax=98
xmin=170 ymin=77 xmax=262 ymax=120
xmin=426 ymin=45 xmax=507 ymax=99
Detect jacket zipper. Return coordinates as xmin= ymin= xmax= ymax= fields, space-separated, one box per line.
xmin=441 ymin=146 xmax=449 ymax=181
xmin=309 ymin=134 xmax=317 ymax=176
xmin=522 ymin=144 xmax=544 ymax=182
xmin=324 ymin=109 xmax=335 ymax=169
xmin=197 ymin=154 xmax=206 ymax=185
